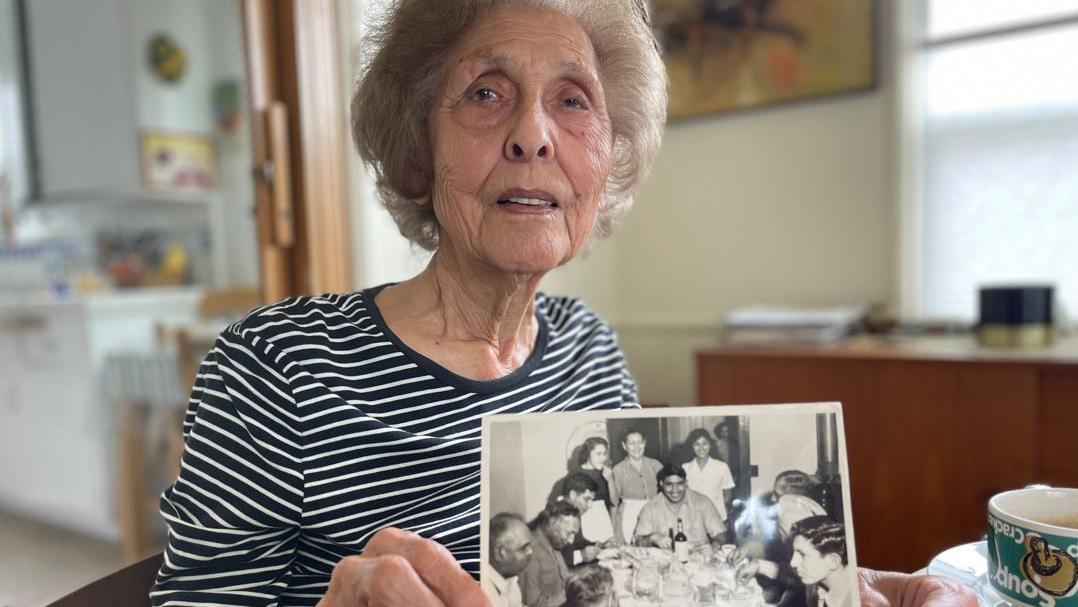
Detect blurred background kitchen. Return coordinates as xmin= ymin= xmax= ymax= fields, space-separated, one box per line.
xmin=1 ymin=1 xmax=1076 ymax=605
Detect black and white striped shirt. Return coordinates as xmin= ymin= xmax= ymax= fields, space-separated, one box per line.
xmin=150 ymin=285 xmax=638 ymax=606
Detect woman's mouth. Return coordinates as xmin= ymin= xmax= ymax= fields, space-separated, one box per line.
xmin=496 ymin=189 xmax=560 ymax=212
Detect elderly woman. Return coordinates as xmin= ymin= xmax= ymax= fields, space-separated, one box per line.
xmin=150 ymin=0 xmax=976 ymax=606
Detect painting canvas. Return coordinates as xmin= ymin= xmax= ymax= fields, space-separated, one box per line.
xmin=140 ymin=130 xmax=218 ymax=191
xmin=652 ymin=0 xmax=875 ymax=118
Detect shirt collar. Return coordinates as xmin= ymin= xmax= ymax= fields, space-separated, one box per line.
xmin=485 ymin=563 xmax=513 ymax=595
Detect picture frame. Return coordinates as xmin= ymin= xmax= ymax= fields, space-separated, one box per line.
xmin=139 ymin=130 xmax=218 ymax=191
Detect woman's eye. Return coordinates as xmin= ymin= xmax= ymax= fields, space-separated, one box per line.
xmin=562 ymin=95 xmax=588 ymax=110
xmin=472 ymin=87 xmax=498 ymax=102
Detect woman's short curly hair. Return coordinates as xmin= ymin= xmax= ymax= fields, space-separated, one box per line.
xmin=351 ymin=0 xmax=667 ymax=250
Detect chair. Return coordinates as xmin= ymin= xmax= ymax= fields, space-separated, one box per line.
xmin=45 ymin=553 xmax=163 ymax=607
xmin=111 ymin=288 xmax=262 ymax=562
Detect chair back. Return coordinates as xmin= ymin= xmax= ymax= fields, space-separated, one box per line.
xmin=46 ymin=553 xmax=163 ymax=607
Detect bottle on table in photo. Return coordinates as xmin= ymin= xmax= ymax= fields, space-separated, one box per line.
xmin=674 ymin=518 xmax=689 ymax=564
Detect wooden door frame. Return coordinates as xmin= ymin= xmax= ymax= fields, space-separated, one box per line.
xmin=243 ymin=0 xmax=353 ymax=302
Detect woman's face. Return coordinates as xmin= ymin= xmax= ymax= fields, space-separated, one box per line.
xmin=587 ymin=443 xmax=608 ymax=468
xmin=790 ymin=536 xmax=836 ymax=584
xmin=622 ymin=432 xmax=646 ymax=459
xmin=427 ymin=5 xmax=613 ymax=274
xmin=692 ymin=436 xmax=711 ymax=459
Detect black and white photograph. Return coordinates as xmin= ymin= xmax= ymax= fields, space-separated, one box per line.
xmin=481 ymin=403 xmax=859 ymax=607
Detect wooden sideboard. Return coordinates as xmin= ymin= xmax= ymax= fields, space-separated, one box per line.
xmin=696 ymin=336 xmax=1078 ymax=573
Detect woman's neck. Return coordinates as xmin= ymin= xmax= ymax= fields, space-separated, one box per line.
xmin=375 ymin=249 xmax=543 ymax=379
xmin=695 ymin=456 xmax=709 ymax=468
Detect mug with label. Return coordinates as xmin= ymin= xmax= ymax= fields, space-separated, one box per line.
xmin=987 ymin=487 xmax=1078 ymax=607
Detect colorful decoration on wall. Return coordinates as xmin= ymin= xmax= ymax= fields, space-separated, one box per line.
xmin=651 ymin=0 xmax=875 ymax=118
xmin=139 ymin=131 xmax=217 ymax=190
xmin=213 ymin=80 xmax=243 ymax=134
xmin=148 ymin=33 xmax=187 ymax=83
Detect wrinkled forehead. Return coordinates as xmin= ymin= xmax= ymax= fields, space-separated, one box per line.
xmin=448 ymin=5 xmax=600 ymax=80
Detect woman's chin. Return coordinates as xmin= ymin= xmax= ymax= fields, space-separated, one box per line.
xmin=479 ymin=236 xmax=575 ymax=275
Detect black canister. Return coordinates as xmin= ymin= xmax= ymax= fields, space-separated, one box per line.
xmin=977 ymin=285 xmax=1054 ymax=347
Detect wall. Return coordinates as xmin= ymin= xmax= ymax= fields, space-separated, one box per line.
xmin=611 ymin=2 xmax=899 ymax=405
xmin=488 ymin=421 xmax=527 ymax=518
xmin=747 ymin=411 xmax=817 ymax=497
xmin=517 ymin=417 xmax=598 ymax=521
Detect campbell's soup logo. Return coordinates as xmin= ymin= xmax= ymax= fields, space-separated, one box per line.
xmin=990 ymin=514 xmax=1078 ymax=607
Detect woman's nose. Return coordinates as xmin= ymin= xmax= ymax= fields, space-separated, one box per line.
xmin=504 ymin=104 xmax=554 ymax=162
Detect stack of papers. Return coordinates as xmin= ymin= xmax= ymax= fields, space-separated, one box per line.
xmin=722 ymin=305 xmax=867 ymax=345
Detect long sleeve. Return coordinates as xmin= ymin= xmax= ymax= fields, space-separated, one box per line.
xmin=151 ymin=330 xmax=304 ymax=607
xmin=518 ymin=534 xmax=567 ymax=607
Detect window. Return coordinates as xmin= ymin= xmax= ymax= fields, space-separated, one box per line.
xmin=907 ymin=2 xmax=1078 ymax=321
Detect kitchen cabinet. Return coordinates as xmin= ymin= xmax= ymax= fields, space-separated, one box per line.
xmin=696 ymin=338 xmax=1078 ymax=573
xmin=0 ymin=288 xmax=201 ymax=539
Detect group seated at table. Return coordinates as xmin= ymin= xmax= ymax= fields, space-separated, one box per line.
xmin=486 ymin=425 xmax=848 ymax=607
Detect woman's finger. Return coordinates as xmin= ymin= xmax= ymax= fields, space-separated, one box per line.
xmin=328 ymin=554 xmax=446 ymax=607
xmin=858 ymin=568 xmax=977 ymax=607
xmin=365 ymin=528 xmax=492 ymax=607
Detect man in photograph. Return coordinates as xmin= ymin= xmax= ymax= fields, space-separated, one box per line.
xmin=556 ymin=472 xmax=616 ymax=566
xmin=633 ymin=463 xmax=727 ymax=548
xmin=485 ymin=513 xmax=534 ymax=607
xmin=520 ymin=501 xmax=581 ymax=607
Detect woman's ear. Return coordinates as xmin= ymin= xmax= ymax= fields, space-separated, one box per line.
xmin=415 ymin=191 xmax=432 ymax=207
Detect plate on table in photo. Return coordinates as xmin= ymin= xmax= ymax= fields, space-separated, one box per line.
xmin=480 ymin=402 xmax=860 ymax=607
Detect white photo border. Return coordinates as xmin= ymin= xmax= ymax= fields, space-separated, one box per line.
xmin=480 ymin=401 xmax=860 ymax=607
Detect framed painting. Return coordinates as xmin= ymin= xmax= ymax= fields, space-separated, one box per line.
xmin=652 ymin=0 xmax=876 ymax=119
xmin=139 ymin=130 xmax=218 ymax=191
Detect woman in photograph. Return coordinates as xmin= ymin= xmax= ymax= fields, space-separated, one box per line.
xmin=578 ymin=436 xmax=614 ymax=510
xmin=682 ymin=427 xmax=735 ymax=523
xmin=548 ymin=436 xmax=615 ymax=510
xmin=148 ymin=0 xmax=978 ymax=603
xmin=609 ymin=428 xmax=663 ymax=544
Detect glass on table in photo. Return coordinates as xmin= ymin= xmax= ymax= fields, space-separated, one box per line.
xmin=664 ymin=567 xmax=693 ymax=606
xmin=631 ymin=558 xmax=662 ymax=602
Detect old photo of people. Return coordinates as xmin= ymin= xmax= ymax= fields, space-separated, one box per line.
xmin=480 ymin=403 xmax=859 ymax=607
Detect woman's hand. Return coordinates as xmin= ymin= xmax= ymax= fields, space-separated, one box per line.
xmin=859 ymin=568 xmax=977 ymax=607
xmin=317 ymin=528 xmax=491 ymax=607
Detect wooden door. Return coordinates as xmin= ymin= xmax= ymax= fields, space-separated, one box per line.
xmin=243 ymin=0 xmax=353 ymax=301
